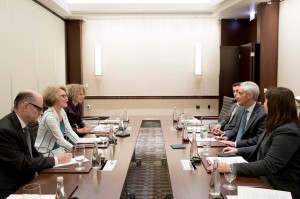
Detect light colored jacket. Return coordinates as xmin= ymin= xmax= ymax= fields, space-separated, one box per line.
xmin=35 ymin=107 xmax=79 ymax=156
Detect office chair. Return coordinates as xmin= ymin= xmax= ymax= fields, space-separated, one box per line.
xmin=200 ymin=96 xmax=235 ymax=131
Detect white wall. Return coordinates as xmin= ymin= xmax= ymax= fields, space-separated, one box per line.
xmin=82 ymin=17 xmax=220 ymax=96
xmin=81 ymin=16 xmax=220 ymax=116
xmin=278 ymin=0 xmax=300 ymax=96
xmin=0 ymin=0 xmax=66 ymax=117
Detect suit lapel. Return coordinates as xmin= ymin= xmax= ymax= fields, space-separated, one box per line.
xmin=243 ymin=103 xmax=259 ymax=134
xmin=10 ymin=112 xmax=32 ymax=155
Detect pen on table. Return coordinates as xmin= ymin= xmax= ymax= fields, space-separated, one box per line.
xmin=53 ymin=168 xmax=69 ymax=170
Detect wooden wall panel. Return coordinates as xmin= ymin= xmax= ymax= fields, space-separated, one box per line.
xmin=66 ymin=20 xmax=83 ymax=84
xmin=257 ymin=3 xmax=279 ymax=101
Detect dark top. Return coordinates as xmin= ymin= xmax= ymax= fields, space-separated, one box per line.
xmin=225 ymin=102 xmax=266 ymax=147
xmin=236 ymin=122 xmax=300 ymax=199
xmin=0 ymin=111 xmax=55 ymax=198
xmin=219 ymin=103 xmax=244 ymax=132
xmin=64 ymin=101 xmax=85 ymax=137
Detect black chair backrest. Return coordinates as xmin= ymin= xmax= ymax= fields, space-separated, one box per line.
xmin=218 ymin=96 xmax=235 ymax=122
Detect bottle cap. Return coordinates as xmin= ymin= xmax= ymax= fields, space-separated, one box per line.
xmin=57 ymin=176 xmax=63 ymax=182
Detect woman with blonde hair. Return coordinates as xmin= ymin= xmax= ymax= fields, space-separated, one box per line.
xmin=64 ymin=84 xmax=89 ymax=137
xmin=35 ymin=86 xmax=80 ymax=156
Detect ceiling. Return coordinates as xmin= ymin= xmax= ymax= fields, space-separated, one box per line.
xmin=37 ymin=0 xmax=270 ymax=20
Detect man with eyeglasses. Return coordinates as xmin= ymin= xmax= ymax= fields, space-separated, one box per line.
xmin=0 ymin=89 xmax=72 ymax=198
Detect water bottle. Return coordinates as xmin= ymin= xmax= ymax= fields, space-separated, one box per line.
xmin=109 ymin=124 xmax=116 ymax=144
xmin=56 ymin=176 xmax=66 ymax=199
xmin=209 ymin=159 xmax=221 ymax=197
xmin=182 ymin=122 xmax=189 ymax=142
xmin=124 ymin=110 xmax=128 ymax=122
xmin=173 ymin=107 xmax=177 ymax=123
xmin=190 ymin=132 xmax=201 ymax=163
xmin=92 ymin=141 xmax=101 ymax=169
xmin=177 ymin=113 xmax=183 ymax=130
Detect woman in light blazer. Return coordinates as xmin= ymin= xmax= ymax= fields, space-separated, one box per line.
xmin=35 ymin=86 xmax=80 ymax=156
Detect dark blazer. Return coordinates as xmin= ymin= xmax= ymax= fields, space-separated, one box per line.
xmin=236 ymin=122 xmax=300 ymax=199
xmin=219 ymin=103 xmax=244 ymax=132
xmin=225 ymin=102 xmax=266 ymax=147
xmin=0 ymin=111 xmax=55 ymax=198
xmin=64 ymin=101 xmax=85 ymax=136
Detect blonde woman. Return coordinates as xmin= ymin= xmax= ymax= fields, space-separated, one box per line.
xmin=64 ymin=84 xmax=89 ymax=137
xmin=35 ymin=86 xmax=80 ymax=156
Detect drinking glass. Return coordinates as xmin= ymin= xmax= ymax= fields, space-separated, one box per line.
xmin=201 ymin=129 xmax=211 ymax=155
xmin=223 ymin=159 xmax=237 ymax=190
xmin=74 ymin=144 xmax=85 ymax=171
xmin=23 ymin=183 xmax=41 ymax=199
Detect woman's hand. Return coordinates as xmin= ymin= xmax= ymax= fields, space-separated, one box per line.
xmin=222 ymin=147 xmax=238 ymax=154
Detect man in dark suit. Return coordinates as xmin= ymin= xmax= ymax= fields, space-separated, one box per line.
xmin=0 ymin=89 xmax=72 ymax=198
xmin=212 ymin=82 xmax=243 ymax=133
xmin=215 ymin=81 xmax=266 ymax=148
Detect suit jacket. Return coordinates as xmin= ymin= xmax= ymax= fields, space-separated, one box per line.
xmin=0 ymin=111 xmax=55 ymax=198
xmin=64 ymin=101 xmax=85 ymax=137
xmin=225 ymin=102 xmax=266 ymax=147
xmin=219 ymin=103 xmax=244 ymax=132
xmin=236 ymin=122 xmax=300 ymax=199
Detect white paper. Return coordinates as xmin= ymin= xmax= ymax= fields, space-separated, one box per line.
xmin=92 ymin=124 xmax=111 ymax=132
xmin=170 ymin=126 xmax=177 ymax=131
xmin=190 ymin=136 xmax=217 ymax=142
xmin=7 ymin=195 xmax=55 ymax=199
xmin=102 ymin=160 xmax=117 ymax=171
xmin=53 ymin=157 xmax=89 ymax=168
xmin=231 ymin=186 xmax=292 ymax=199
xmin=92 ymin=124 xmax=132 ymax=132
xmin=76 ymin=137 xmax=102 ymax=144
xmin=206 ymin=156 xmax=247 ymax=164
xmin=180 ymin=159 xmax=195 ymax=170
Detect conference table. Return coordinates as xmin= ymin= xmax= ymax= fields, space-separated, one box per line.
xmin=15 ymin=115 xmax=271 ymax=198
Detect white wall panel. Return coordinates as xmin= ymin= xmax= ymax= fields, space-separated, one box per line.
xmin=82 ymin=18 xmax=220 ymax=96
xmin=278 ymin=0 xmax=300 ymax=96
xmin=0 ymin=0 xmax=66 ymax=118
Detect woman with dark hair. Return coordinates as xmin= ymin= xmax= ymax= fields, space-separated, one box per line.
xmin=217 ymin=87 xmax=300 ymax=199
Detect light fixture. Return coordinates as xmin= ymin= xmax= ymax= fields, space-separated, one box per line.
xmin=94 ymin=45 xmax=102 ymax=76
xmin=194 ymin=46 xmax=202 ymax=76
xmin=267 ymin=0 xmax=285 ymax=5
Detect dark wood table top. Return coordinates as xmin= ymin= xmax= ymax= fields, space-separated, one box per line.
xmin=14 ymin=115 xmax=272 ymax=199
xmin=160 ymin=117 xmax=272 ymax=199
xmin=20 ymin=141 xmax=136 ymax=199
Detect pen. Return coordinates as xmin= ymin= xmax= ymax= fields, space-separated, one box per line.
xmin=53 ymin=168 xmax=69 ymax=170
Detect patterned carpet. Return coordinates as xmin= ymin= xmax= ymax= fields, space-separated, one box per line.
xmin=124 ymin=120 xmax=172 ymax=199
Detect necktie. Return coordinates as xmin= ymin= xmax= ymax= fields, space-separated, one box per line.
xmin=24 ymin=127 xmax=33 ymax=157
xmin=235 ymin=110 xmax=248 ymax=142
xmin=229 ymin=105 xmax=238 ymax=123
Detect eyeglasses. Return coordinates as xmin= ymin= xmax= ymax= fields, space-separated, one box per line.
xmin=27 ymin=102 xmax=43 ymax=113
xmin=59 ymin=94 xmax=68 ymax=99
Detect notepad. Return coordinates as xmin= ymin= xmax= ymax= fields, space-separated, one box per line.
xmin=170 ymin=144 xmax=186 ymax=149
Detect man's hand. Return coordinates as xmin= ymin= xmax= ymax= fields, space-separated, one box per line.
xmin=212 ymin=129 xmax=224 ymax=136
xmin=57 ymin=153 xmax=72 ymax=164
xmin=208 ymin=162 xmax=230 ymax=173
xmin=220 ymin=140 xmax=235 ymax=147
xmin=214 ymin=135 xmax=228 ymax=140
xmin=212 ymin=124 xmax=221 ymax=133
xmin=222 ymin=147 xmax=238 ymax=154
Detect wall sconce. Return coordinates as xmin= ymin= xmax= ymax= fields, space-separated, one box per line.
xmin=194 ymin=46 xmax=202 ymax=76
xmin=95 ymin=45 xmax=102 ymax=76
